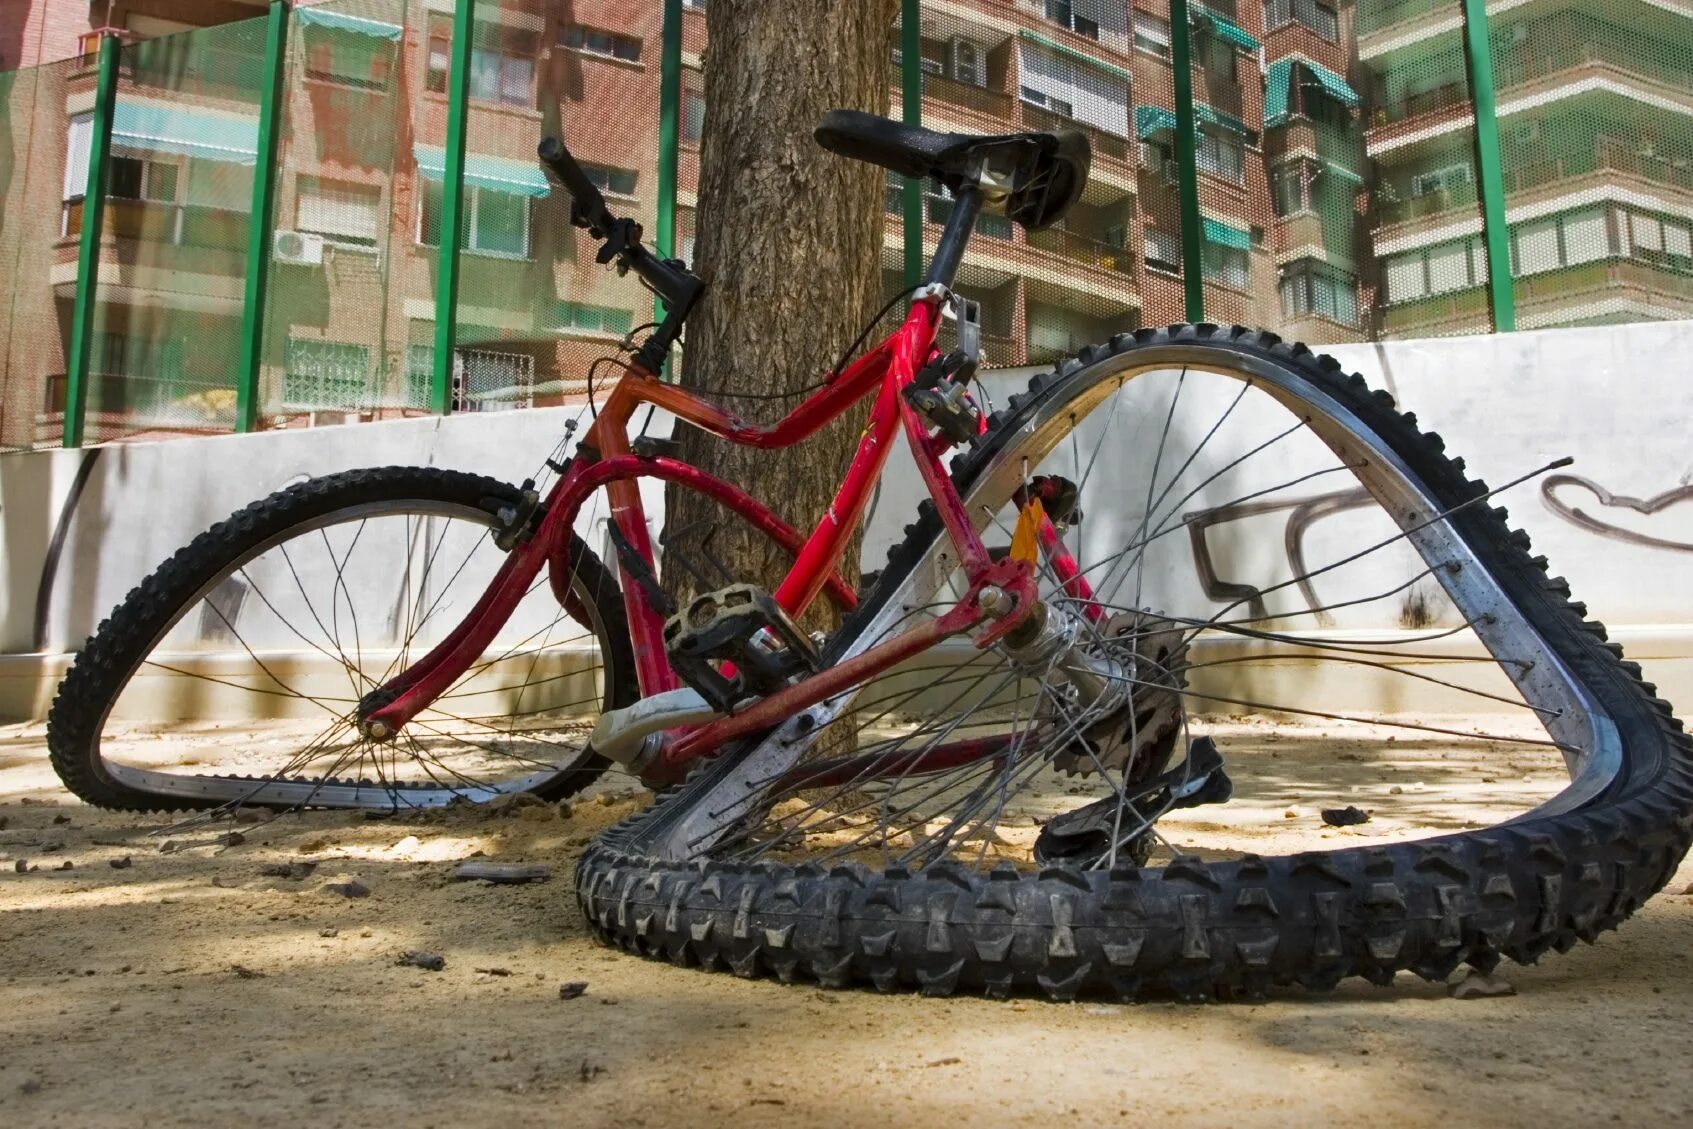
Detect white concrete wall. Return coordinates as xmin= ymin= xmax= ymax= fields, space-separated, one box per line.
xmin=3 ymin=320 xmax=1690 ymax=719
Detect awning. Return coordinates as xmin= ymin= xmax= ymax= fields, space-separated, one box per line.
xmin=1194 ymin=102 xmax=1248 ymax=137
xmin=1203 ymin=217 xmax=1251 ymax=249
xmin=1317 ymin=158 xmax=1365 ymax=187
xmin=1017 ymin=30 xmax=1134 ymax=84
xmin=1194 ymin=10 xmax=1260 ymax=52
xmin=295 ymin=7 xmax=404 ymax=40
xmin=1264 ymin=58 xmax=1293 ymax=127
xmin=1136 ymin=102 xmax=1247 ymax=140
xmin=1301 ymin=58 xmax=1361 ymax=108
xmin=1136 ymin=105 xmax=1177 ymax=140
xmin=111 ymin=102 xmax=258 ymax=164
xmin=414 ymin=144 xmax=553 ymax=198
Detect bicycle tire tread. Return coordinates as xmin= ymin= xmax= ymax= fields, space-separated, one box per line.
xmin=575 ymin=323 xmax=1693 ymax=999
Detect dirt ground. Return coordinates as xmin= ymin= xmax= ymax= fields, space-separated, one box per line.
xmin=2 ymin=717 xmax=1691 ymax=1129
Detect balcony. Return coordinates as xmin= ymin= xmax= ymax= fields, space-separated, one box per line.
xmin=1026 ymin=227 xmax=1136 ymax=276
xmin=1513 ymin=256 xmax=1693 ymax=324
xmin=1356 ymin=0 xmax=1459 ymax=42
xmin=1375 ymin=283 xmax=1490 ymax=337
xmin=1371 ymin=80 xmax=1469 ymax=130
xmin=1021 ymin=103 xmax=1131 ymax=163
xmin=64 ymin=199 xmax=252 ymax=257
xmin=1509 ymin=137 xmax=1693 ymax=197
xmin=1376 ymin=179 xmax=1477 ymax=228
xmin=890 ymin=66 xmax=1016 ymax=120
xmin=1493 ymin=38 xmax=1693 ymax=104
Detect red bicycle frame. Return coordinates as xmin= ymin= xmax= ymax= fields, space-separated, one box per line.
xmin=365 ymin=292 xmax=1098 ymax=771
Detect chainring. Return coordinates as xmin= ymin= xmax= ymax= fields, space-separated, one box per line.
xmin=1052 ymin=610 xmax=1189 ymax=779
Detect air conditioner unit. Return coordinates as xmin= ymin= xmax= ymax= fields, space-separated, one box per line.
xmin=1161 ymin=158 xmax=1181 ymax=185
xmin=273 ymin=230 xmax=325 ymax=266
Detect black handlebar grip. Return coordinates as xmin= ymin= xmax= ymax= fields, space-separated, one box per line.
xmin=538 ymin=136 xmax=613 ymax=232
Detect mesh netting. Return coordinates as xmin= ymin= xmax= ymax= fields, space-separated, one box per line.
xmin=258 ymin=0 xmax=408 ymax=427
xmin=1485 ymin=3 xmax=1693 ymax=329
xmin=445 ymin=0 xmax=661 ymax=413
xmin=2 ymin=1 xmax=1689 ymax=448
xmin=890 ymin=2 xmax=1142 ymax=370
xmin=79 ymin=19 xmax=271 ymax=443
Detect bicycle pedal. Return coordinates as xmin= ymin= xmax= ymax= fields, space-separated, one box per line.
xmin=662 ymin=584 xmax=821 ymax=713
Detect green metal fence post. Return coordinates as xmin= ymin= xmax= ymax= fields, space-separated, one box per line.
xmin=900 ymin=0 xmax=922 ymax=289
xmin=431 ymin=0 xmax=478 ymax=415
xmin=655 ymin=0 xmax=682 ymax=353
xmin=1168 ymin=0 xmax=1206 ymax=323
xmin=62 ymin=33 xmax=122 ymax=449
xmin=1460 ymin=0 xmax=1515 ymax=332
xmin=235 ymin=1 xmax=290 ymax=433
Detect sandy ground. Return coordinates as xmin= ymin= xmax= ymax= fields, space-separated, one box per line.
xmin=2 ymin=717 xmax=1691 ymax=1129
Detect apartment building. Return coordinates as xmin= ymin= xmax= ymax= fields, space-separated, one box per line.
xmin=1 ymin=0 xmax=1688 ymax=449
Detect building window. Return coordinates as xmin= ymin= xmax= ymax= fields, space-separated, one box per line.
xmin=283 ymin=339 xmax=369 ymax=410
xmin=1411 ymin=163 xmax=1471 ymax=198
xmin=419 ymin=182 xmax=531 ymax=258
xmin=1626 ymin=208 xmax=1693 ymax=264
xmin=1144 ymin=228 xmax=1181 ymax=273
xmin=1291 ymin=65 xmax=1351 ymax=128
xmin=1264 ymin=0 xmax=1338 ymax=40
xmin=426 ymin=16 xmax=536 ymax=108
xmin=1271 ymin=162 xmax=1307 ymax=215
xmin=683 ymin=89 xmax=706 ymax=144
xmin=562 ymin=25 xmax=642 ymax=63
xmin=296 ymin=177 xmax=381 ymax=247
xmin=583 ymin=164 xmax=638 ymax=198
xmin=1280 ymin=261 xmax=1358 ymax=324
xmin=682 ymin=0 xmax=706 ymax=8
xmin=1017 ymin=42 xmax=1130 ymax=136
xmin=557 ymin=302 xmax=635 ymax=336
xmin=456 ymin=348 xmax=534 ymax=412
xmin=1045 ymin=1 xmax=1100 ymax=40
xmin=1203 ymin=243 xmax=1249 ymax=289
xmin=109 ymin=156 xmax=178 ymax=205
xmin=1195 ymin=129 xmax=1244 ymax=183
xmin=1384 ymin=236 xmax=1488 ymax=303
xmin=1196 ymin=33 xmax=1236 ymax=80
xmin=1511 ymin=206 xmax=1629 ymax=276
xmin=1133 ymin=13 xmax=1171 ymax=58
xmin=1019 ymin=85 xmax=1073 ymax=118
xmin=304 ymin=27 xmax=393 ymax=90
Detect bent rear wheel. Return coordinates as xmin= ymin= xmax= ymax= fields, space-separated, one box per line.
xmin=48 ymin=466 xmax=636 ymax=811
xmin=579 ymin=325 xmax=1692 ymax=999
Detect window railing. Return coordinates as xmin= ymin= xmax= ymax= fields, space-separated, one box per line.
xmin=64 ymin=199 xmax=252 ymax=254
xmin=889 ymin=66 xmax=1015 ymax=118
xmin=1020 ymin=103 xmax=1130 ymax=162
xmin=1376 ymin=178 xmax=1478 ymax=226
xmin=45 ymin=372 xmax=234 ymax=422
xmin=1026 ymin=227 xmax=1137 ymax=275
xmin=1370 ymin=79 xmax=1469 ymax=127
xmin=1493 ymin=37 xmax=1693 ymax=97
xmin=1355 ymin=0 xmax=1459 ymax=39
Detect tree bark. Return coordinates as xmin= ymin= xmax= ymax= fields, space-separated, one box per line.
xmin=663 ymin=0 xmax=897 ymax=632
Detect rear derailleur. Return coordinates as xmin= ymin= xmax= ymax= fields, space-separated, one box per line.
xmin=1033 ymin=736 xmax=1234 ymax=867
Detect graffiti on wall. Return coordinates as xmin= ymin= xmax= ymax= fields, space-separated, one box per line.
xmin=1540 ymin=473 xmax=1693 ymax=554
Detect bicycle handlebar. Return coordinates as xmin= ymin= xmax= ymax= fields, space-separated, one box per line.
xmin=537 ymin=136 xmax=615 ymax=234
xmin=538 ymin=135 xmax=704 ymax=373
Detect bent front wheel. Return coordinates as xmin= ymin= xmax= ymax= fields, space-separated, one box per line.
xmin=48 ymin=466 xmax=636 ymax=811
xmin=578 ymin=325 xmax=1692 ymax=999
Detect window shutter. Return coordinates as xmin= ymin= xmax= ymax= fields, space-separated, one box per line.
xmin=64 ymin=114 xmax=94 ymax=200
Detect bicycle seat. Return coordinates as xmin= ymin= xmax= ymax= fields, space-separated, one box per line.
xmin=814 ymin=109 xmax=1090 ymax=232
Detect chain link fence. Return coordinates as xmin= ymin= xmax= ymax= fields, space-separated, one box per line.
xmin=2 ymin=0 xmax=1689 ymax=450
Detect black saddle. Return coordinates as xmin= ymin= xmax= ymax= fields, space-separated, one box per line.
xmin=814 ymin=110 xmax=1090 ymax=232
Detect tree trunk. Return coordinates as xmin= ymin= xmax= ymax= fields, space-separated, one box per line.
xmin=663 ymin=0 xmax=896 ymax=633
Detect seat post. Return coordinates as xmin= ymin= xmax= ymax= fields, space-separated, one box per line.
xmin=923 ymin=183 xmax=983 ymax=290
